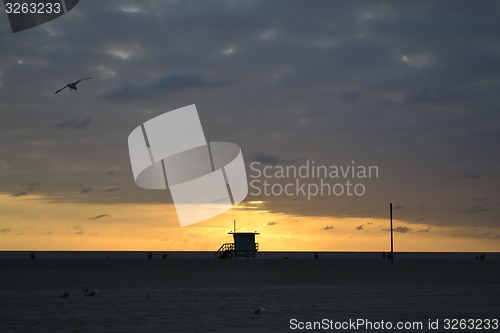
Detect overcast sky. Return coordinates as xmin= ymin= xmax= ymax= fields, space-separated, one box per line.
xmin=1 ymin=1 xmax=499 ymax=250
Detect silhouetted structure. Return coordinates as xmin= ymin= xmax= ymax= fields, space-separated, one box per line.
xmin=214 ymin=231 xmax=259 ymax=259
xmin=390 ymin=203 xmax=394 ymax=263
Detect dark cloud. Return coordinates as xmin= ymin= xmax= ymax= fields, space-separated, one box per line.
xmin=402 ymin=86 xmax=454 ymax=105
xmin=72 ymin=225 xmax=84 ymax=235
xmin=0 ymin=228 xmax=10 ymax=233
xmin=266 ymin=221 xmax=278 ymax=226
xmin=104 ymin=186 xmax=120 ymax=192
xmin=79 ymin=186 xmax=93 ymax=194
xmin=252 ymin=152 xmax=283 ymax=165
xmin=356 ymin=225 xmax=364 ymax=231
xmin=53 ymin=117 xmax=92 ymax=129
xmin=467 ymin=206 xmax=489 ymax=213
xmin=90 ymin=214 xmax=111 ymax=220
xmin=251 ymin=151 xmax=307 ymax=165
xmin=60 ymin=181 xmax=87 ymax=188
xmin=337 ymin=89 xmax=361 ymax=102
xmin=462 ymin=196 xmax=491 ymax=202
xmin=106 ymin=167 xmax=121 ymax=175
xmin=323 ymin=226 xmax=333 ymax=230
xmin=19 ymin=182 xmax=41 ymax=191
xmin=103 ymin=72 xmax=226 ymax=100
xmin=394 ymin=226 xmax=412 ymax=233
xmin=448 ymin=173 xmax=482 ymax=180
xmin=10 ymin=192 xmax=27 ymax=197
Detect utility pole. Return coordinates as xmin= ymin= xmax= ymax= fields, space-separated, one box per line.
xmin=390 ymin=203 xmax=394 ymax=263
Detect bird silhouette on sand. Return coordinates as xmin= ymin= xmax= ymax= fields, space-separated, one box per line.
xmin=251 ymin=306 xmax=267 ymax=315
xmin=54 ymin=77 xmax=92 ymax=94
xmin=84 ymin=289 xmax=98 ymax=296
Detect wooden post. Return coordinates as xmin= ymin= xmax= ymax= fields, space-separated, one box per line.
xmin=390 ymin=203 xmax=394 ymax=263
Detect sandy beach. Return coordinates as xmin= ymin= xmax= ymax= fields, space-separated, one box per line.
xmin=0 ymin=259 xmax=498 ymax=332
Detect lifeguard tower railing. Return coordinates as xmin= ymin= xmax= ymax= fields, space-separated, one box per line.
xmin=214 ymin=242 xmax=259 ymax=259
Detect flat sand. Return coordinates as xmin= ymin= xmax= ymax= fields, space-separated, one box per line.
xmin=0 ymin=259 xmax=498 ymax=332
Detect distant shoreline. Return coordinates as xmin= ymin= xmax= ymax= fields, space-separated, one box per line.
xmin=0 ymin=251 xmax=498 ymax=260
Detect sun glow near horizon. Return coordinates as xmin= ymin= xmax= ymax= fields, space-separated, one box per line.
xmin=0 ymin=194 xmax=499 ymax=252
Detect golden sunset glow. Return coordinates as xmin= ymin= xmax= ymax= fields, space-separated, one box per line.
xmin=1 ymin=194 xmax=498 ymax=252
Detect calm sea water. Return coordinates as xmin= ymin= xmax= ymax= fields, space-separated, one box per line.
xmin=0 ymin=251 xmax=498 ymax=260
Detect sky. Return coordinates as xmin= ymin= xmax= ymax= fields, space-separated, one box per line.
xmin=1 ymin=0 xmax=499 ymax=251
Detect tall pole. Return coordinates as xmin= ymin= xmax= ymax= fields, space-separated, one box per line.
xmin=390 ymin=203 xmax=394 ymax=263
xmin=233 ymin=220 xmax=236 ymax=233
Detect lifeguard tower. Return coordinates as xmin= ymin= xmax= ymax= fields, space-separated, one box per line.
xmin=214 ymin=221 xmax=259 ymax=259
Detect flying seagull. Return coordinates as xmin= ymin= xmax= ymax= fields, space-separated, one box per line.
xmin=54 ymin=77 xmax=92 ymax=94
xmin=251 ymin=306 xmax=267 ymax=315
